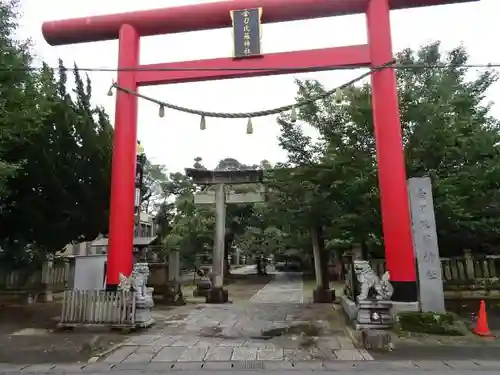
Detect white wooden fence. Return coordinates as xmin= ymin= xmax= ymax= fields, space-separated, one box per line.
xmin=59 ymin=290 xmax=136 ymax=328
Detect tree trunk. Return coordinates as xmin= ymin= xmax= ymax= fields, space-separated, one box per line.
xmin=311 ymin=225 xmax=329 ymax=289
xmin=317 ymin=225 xmax=330 ymax=289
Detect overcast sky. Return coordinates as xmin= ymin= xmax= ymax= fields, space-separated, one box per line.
xmin=17 ymin=0 xmax=500 ymax=173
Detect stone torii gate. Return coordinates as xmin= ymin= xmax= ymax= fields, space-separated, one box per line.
xmin=186 ymin=168 xmax=266 ymax=303
xmin=41 ymin=0 xmax=478 ymax=301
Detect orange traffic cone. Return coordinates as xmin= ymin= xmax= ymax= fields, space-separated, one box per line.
xmin=473 ymin=300 xmax=492 ymax=337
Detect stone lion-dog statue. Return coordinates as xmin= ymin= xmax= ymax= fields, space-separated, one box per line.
xmin=354 ymin=260 xmax=394 ymax=301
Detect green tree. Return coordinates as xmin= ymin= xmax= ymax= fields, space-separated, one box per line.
xmin=141 ymin=157 xmax=168 ymax=214
xmin=152 ymin=42 xmax=500 ymax=278
xmin=398 ymin=43 xmax=500 ymax=254
xmin=159 ymin=157 xmax=267 ymax=272
xmin=161 ymin=158 xmax=215 ymax=268
xmin=0 ymin=0 xmax=38 ymax=197
xmin=273 ymin=42 xmax=500 ymax=259
xmin=0 ymin=60 xmax=113 ymax=263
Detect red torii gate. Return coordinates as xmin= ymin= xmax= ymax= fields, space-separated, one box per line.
xmin=42 ymin=0 xmax=475 ymax=301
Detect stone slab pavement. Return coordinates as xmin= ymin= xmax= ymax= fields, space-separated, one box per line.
xmin=230 ymin=265 xmax=257 ymax=275
xmin=370 ymin=345 xmax=500 ymax=361
xmin=3 ymin=360 xmax=500 ymax=373
xmin=99 ymin=272 xmax=369 ymax=364
xmin=250 ymin=272 xmax=303 ymax=303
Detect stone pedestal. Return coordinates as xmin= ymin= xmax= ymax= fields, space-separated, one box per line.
xmin=135 ymin=295 xmax=155 ymax=328
xmin=361 ymin=329 xmax=393 ymax=351
xmin=135 ymin=284 xmax=155 ymax=328
xmin=161 ymin=282 xmax=175 ymax=302
xmin=43 ymin=257 xmax=54 ymax=302
xmin=163 ymin=282 xmax=176 ymax=303
xmin=118 ymin=262 xmax=156 ymax=328
xmin=312 ymin=287 xmax=335 ymax=303
xmin=206 ymin=287 xmax=229 ymax=304
xmin=193 ymin=276 xmax=212 ymax=298
xmin=164 ymin=251 xmax=185 ymax=305
xmin=44 ymin=290 xmax=54 ymax=302
xmin=356 ymin=300 xmax=393 ymax=330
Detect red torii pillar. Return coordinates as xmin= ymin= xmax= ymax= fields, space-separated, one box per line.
xmin=42 ymin=0 xmax=476 ymax=300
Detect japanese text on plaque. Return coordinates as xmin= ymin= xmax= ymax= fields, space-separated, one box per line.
xmin=231 ymin=8 xmax=262 ymax=58
xmin=415 ymin=184 xmax=441 ymax=282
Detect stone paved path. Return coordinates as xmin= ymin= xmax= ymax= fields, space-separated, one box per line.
xmin=230 ymin=265 xmax=258 ymax=275
xmin=250 ymin=272 xmax=303 ymax=303
xmin=7 ymin=359 xmax=500 ymax=373
xmin=101 ymin=272 xmax=368 ymax=364
xmin=8 ymin=359 xmax=500 ymax=372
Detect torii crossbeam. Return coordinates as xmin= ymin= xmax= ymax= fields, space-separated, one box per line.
xmin=42 ymin=0 xmax=478 ymax=302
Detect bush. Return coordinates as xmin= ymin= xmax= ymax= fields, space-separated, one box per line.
xmin=395 ymin=311 xmax=468 ymax=336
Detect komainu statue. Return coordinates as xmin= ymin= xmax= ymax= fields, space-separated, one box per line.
xmin=132 ymin=262 xmax=151 ymax=302
xmin=354 ymin=260 xmax=394 ymax=301
xmin=117 ymin=263 xmax=152 ymax=302
xmin=118 ymin=272 xmax=133 ymax=292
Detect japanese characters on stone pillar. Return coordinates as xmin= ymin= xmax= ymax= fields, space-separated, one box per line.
xmin=231 ymin=8 xmax=262 ymax=58
xmin=408 ymin=177 xmax=445 ymax=313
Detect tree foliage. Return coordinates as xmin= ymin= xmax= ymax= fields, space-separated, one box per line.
xmin=2 ymin=0 xmax=498 ymax=277
xmin=0 ymin=0 xmax=114 ymax=266
xmin=272 ymin=42 xmax=500 ymax=257
xmin=153 ymin=43 xmax=500 ymax=269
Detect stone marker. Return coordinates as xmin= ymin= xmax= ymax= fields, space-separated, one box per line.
xmin=408 ymin=177 xmax=445 ymax=313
